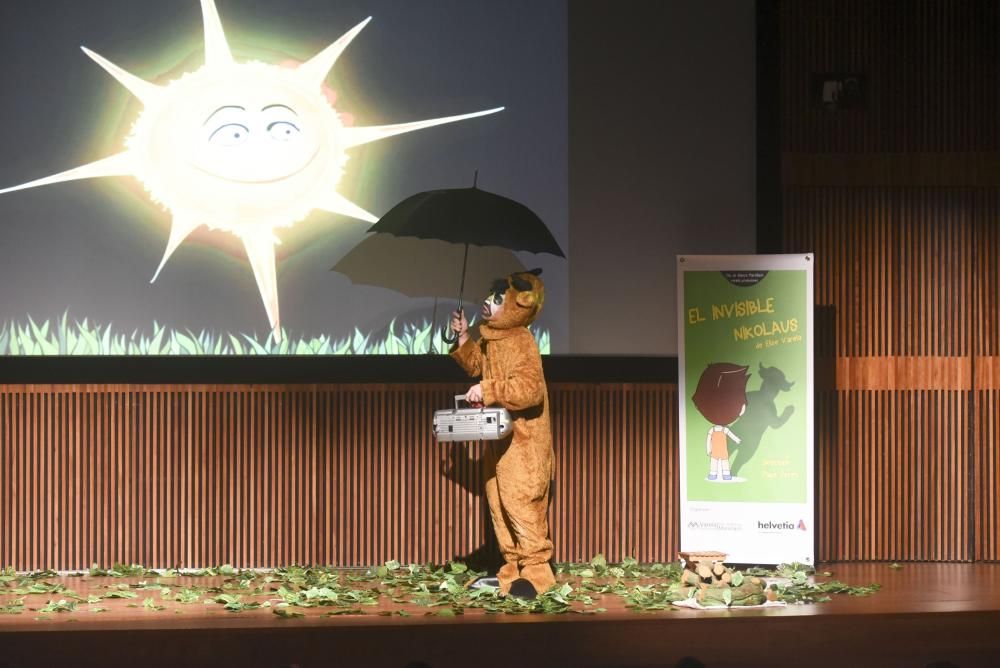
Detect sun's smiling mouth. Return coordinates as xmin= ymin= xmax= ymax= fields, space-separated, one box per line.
xmin=191 ymin=143 xmax=322 ymax=184
xmin=0 ymin=0 xmax=504 ymax=341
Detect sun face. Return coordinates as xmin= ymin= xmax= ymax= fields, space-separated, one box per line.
xmin=133 ymin=63 xmax=344 ymax=232
xmin=0 ymin=1 xmax=502 ymax=340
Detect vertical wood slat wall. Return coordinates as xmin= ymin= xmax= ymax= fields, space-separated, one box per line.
xmin=0 ymin=383 xmax=679 ymax=571
xmin=780 ymin=0 xmax=1000 ymax=561
xmin=975 ymin=218 xmax=1000 ymax=562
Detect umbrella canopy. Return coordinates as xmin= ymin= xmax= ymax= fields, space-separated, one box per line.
xmin=330 ymin=234 xmax=525 ymax=299
xmin=368 ymin=186 xmax=565 ymax=257
xmin=362 ymin=178 xmax=565 ymax=345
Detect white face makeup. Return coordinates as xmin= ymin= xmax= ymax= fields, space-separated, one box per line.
xmin=481 ymin=289 xmax=505 ymax=322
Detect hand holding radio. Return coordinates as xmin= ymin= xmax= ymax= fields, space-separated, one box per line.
xmin=465 ymin=383 xmax=484 ymax=406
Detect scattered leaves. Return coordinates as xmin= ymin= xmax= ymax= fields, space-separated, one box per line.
xmin=0 ymin=556 xmax=880 ymax=621
xmin=142 ymin=597 xmax=166 ymax=612
xmin=273 ymin=607 xmax=304 ymax=618
xmin=39 ymin=599 xmax=77 ymax=614
xmin=103 ymin=590 xmax=139 ymax=600
xmin=0 ymin=598 xmax=25 ymax=615
xmin=173 ymin=588 xmax=203 ymax=604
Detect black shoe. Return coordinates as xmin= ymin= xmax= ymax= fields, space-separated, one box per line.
xmin=508 ymin=578 xmax=538 ymax=600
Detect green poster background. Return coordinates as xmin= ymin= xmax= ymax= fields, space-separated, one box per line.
xmin=683 ymin=269 xmax=808 ymax=503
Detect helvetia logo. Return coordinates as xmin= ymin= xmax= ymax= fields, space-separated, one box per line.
xmin=757 ymin=520 xmax=796 ymax=531
xmin=797 ymin=519 xmax=807 ymax=531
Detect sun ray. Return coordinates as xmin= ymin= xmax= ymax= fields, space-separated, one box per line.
xmin=200 ymin=0 xmax=234 ymax=67
xmin=0 ymin=152 xmax=134 ymax=196
xmin=341 ymin=107 xmax=504 ymax=149
xmin=296 ymin=17 xmax=372 ymax=90
xmin=0 ymin=2 xmax=505 ymax=343
xmin=150 ymin=215 xmax=203 ymax=283
xmin=81 ymin=47 xmax=162 ymax=105
xmin=240 ymin=230 xmax=281 ymax=341
xmin=315 ymin=192 xmax=378 ymax=223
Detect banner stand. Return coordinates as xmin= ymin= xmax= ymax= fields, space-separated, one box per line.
xmin=677 ymin=254 xmax=814 ymax=565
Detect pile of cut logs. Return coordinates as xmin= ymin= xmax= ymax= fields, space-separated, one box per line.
xmin=675 ymin=551 xmax=775 ymax=606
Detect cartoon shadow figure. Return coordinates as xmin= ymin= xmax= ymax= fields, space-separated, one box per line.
xmin=692 ymin=363 xmax=750 ymax=481
xmin=730 ymin=363 xmax=795 ymax=476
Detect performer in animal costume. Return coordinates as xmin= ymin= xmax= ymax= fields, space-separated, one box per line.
xmin=450 ymin=269 xmax=554 ymax=597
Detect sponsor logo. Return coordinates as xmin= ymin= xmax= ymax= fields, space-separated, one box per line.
xmin=688 ymin=520 xmax=741 ymax=532
xmin=757 ymin=520 xmax=796 ymax=531
xmin=756 ymin=519 xmax=809 ymax=532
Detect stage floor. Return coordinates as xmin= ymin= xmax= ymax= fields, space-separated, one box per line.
xmin=2 ymin=562 xmax=999 ymax=667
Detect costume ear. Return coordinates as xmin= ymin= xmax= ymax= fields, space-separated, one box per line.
xmin=515 ymin=291 xmax=538 ymax=308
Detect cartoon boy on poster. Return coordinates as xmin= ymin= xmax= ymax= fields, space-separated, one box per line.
xmin=692 ymin=362 xmax=750 ymax=481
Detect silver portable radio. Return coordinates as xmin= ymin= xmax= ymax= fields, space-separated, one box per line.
xmin=433 ymin=395 xmax=513 ymax=442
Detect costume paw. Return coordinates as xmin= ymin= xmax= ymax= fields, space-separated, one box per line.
xmin=496 ymin=563 xmax=520 ymax=595
xmin=519 ymin=563 xmax=556 ymax=594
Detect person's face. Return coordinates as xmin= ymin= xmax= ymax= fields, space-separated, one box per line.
xmin=481 ymin=285 xmax=506 ymax=322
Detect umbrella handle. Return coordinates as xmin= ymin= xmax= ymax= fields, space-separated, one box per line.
xmin=441 ymin=306 xmax=463 ymax=346
xmin=442 ymin=244 xmax=471 ymax=348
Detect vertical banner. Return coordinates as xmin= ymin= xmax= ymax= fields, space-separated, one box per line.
xmin=677 ymin=254 xmax=814 ymax=564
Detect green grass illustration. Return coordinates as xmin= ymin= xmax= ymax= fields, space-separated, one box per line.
xmin=0 ymin=313 xmax=551 ymax=356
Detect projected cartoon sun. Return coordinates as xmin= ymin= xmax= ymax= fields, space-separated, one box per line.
xmin=0 ymin=0 xmax=502 ymax=341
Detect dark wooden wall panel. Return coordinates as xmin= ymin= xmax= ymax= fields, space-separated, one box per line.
xmin=780 ymin=0 xmax=999 ymax=154
xmin=975 ymin=390 xmax=999 ymax=561
xmin=552 ymin=385 xmax=679 ymax=564
xmin=784 ymin=189 xmax=986 ymax=561
xmin=785 ymin=188 xmax=976 ymax=358
xmin=815 ymin=389 xmax=970 ymax=562
xmin=973 ymin=191 xmax=1000 ymax=560
xmin=0 ymin=383 xmax=679 ymax=571
xmin=780 ymin=0 xmax=999 ymax=561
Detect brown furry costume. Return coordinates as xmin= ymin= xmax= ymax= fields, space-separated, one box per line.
xmin=450 ymin=271 xmax=555 ymax=595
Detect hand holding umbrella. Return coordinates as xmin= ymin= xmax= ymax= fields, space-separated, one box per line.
xmin=449 ymin=306 xmax=469 ymax=345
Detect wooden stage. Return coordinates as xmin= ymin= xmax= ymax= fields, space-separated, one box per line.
xmin=1 ymin=562 xmax=999 ymax=668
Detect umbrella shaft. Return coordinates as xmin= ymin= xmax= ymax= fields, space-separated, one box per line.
xmin=457 ymin=243 xmax=470 ymax=311
xmin=443 ymin=243 xmax=471 ymax=347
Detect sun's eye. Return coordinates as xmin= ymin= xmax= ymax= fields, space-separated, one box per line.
xmin=492 ymin=293 xmax=504 ymax=305
xmin=208 ymin=123 xmax=250 ymax=146
xmin=267 ymin=120 xmax=300 ymax=141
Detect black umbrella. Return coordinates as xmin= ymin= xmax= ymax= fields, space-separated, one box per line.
xmin=368 ymin=173 xmax=565 ymax=343
xmin=331 ymin=235 xmax=526 ymax=300
xmin=330 ymin=234 xmax=526 ymax=352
